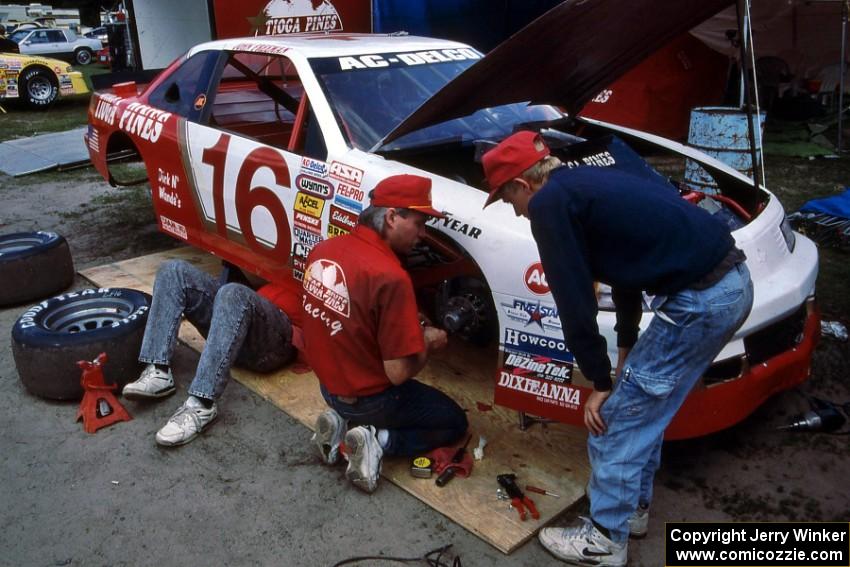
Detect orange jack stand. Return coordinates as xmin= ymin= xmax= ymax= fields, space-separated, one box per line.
xmin=76 ymin=352 xmax=132 ymax=434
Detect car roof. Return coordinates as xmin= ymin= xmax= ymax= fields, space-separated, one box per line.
xmin=187 ymin=33 xmax=473 ymax=60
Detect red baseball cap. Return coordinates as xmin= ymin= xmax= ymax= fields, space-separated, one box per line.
xmin=371 ymin=174 xmax=446 ymax=218
xmin=481 ymin=131 xmax=550 ymax=208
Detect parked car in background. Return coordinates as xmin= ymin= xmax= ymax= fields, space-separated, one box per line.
xmin=85 ymin=7 xmax=819 ymax=440
xmin=0 ymin=52 xmax=88 ymax=107
xmin=84 ymin=26 xmax=108 ymax=44
xmin=12 ymin=27 xmax=101 ymax=65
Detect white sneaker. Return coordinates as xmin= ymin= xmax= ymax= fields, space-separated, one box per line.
xmin=312 ymin=409 xmax=347 ymax=465
xmin=344 ymin=425 xmax=383 ymax=493
xmin=539 ymin=518 xmax=627 ymax=567
xmin=123 ymin=364 xmax=175 ymax=400
xmin=585 ymin=483 xmax=650 ymax=538
xmin=155 ymin=396 xmax=218 ymax=446
xmin=628 ymin=504 xmax=649 ymax=538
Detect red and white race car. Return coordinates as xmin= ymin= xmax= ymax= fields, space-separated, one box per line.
xmin=85 ymin=4 xmax=819 ymax=439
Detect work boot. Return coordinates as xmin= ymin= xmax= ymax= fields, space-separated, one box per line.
xmin=539 ymin=517 xmax=627 ymax=567
xmin=123 ymin=364 xmax=175 ymax=400
xmin=344 ymin=425 xmax=383 ymax=493
xmin=585 ymin=483 xmax=650 ymax=538
xmin=312 ymin=408 xmax=347 ymax=465
xmin=155 ymin=396 xmax=218 ymax=447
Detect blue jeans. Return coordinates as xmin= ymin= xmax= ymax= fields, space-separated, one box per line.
xmin=138 ymin=260 xmax=295 ymax=401
xmin=321 ymin=380 xmax=468 ymax=457
xmin=588 ymin=263 xmax=753 ymax=543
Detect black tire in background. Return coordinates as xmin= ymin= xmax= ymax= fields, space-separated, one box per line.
xmin=12 ymin=288 xmax=152 ymax=400
xmin=19 ymin=67 xmax=59 ymax=109
xmin=0 ymin=232 xmax=74 ymax=306
xmin=74 ymin=47 xmax=93 ymax=65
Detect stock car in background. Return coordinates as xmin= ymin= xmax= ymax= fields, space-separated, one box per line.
xmin=84 ymin=1 xmax=819 ymax=439
xmin=0 ymin=51 xmax=88 ymax=108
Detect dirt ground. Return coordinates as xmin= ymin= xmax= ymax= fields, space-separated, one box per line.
xmin=1 ymin=152 xmax=849 ymax=566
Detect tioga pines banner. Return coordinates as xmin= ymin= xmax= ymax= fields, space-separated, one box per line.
xmin=213 ymin=0 xmax=372 ymax=39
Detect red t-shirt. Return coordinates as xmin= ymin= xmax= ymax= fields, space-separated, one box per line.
xmin=301 ymin=225 xmax=425 ymax=397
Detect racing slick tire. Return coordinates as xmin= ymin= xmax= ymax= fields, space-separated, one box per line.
xmin=20 ymin=67 xmax=59 ymax=108
xmin=11 ymin=288 xmax=151 ymax=400
xmin=0 ymin=232 xmax=74 ymax=306
xmin=74 ymin=47 xmax=93 ymax=66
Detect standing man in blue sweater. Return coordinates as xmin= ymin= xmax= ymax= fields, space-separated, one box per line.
xmin=482 ymin=131 xmax=753 ymax=566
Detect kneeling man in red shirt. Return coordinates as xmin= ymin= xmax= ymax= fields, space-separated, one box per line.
xmin=302 ymin=174 xmax=468 ymax=493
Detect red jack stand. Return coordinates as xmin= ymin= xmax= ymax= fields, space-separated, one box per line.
xmin=76 ymin=353 xmax=132 ymax=433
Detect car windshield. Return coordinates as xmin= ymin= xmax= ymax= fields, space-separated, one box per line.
xmin=9 ymin=30 xmax=30 ymax=43
xmin=310 ymin=49 xmax=562 ymax=151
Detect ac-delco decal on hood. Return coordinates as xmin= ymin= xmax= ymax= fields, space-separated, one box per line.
xmin=311 ymin=49 xmax=481 ymax=73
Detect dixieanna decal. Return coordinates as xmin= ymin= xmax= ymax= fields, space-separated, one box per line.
xmin=497 ymin=370 xmax=581 ymax=410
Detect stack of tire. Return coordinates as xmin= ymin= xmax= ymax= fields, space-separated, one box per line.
xmin=2 ymin=232 xmax=151 ymax=400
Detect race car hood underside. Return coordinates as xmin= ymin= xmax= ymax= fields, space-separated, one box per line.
xmin=379 ymin=0 xmax=735 ymax=147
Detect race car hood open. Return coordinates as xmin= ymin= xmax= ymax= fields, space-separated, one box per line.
xmin=378 ymin=0 xmax=735 ymax=148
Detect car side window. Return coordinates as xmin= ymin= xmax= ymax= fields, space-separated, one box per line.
xmin=29 ymin=31 xmax=49 ymax=44
xmin=47 ymin=30 xmax=65 ymax=43
xmin=147 ymin=50 xmax=221 ymax=122
xmin=207 ymin=51 xmax=327 ymax=159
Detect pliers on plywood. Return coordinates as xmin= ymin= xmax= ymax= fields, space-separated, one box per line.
xmin=497 ymin=473 xmax=540 ymax=521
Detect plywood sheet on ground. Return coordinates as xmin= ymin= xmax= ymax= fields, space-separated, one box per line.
xmin=81 ymin=248 xmax=590 ymax=554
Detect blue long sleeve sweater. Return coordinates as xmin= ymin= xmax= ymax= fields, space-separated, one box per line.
xmin=528 ymin=165 xmax=735 ymax=390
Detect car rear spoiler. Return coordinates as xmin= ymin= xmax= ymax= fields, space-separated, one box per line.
xmin=90 ymin=69 xmax=163 ymax=91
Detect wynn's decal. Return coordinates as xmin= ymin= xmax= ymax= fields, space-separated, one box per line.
xmin=296 ymin=174 xmax=334 ymax=199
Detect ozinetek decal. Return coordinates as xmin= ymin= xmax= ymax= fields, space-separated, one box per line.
xmin=503 ymin=352 xmax=572 ymax=383
xmin=336 ymin=48 xmax=480 ymax=71
xmin=296 ymin=174 xmax=334 ymax=199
